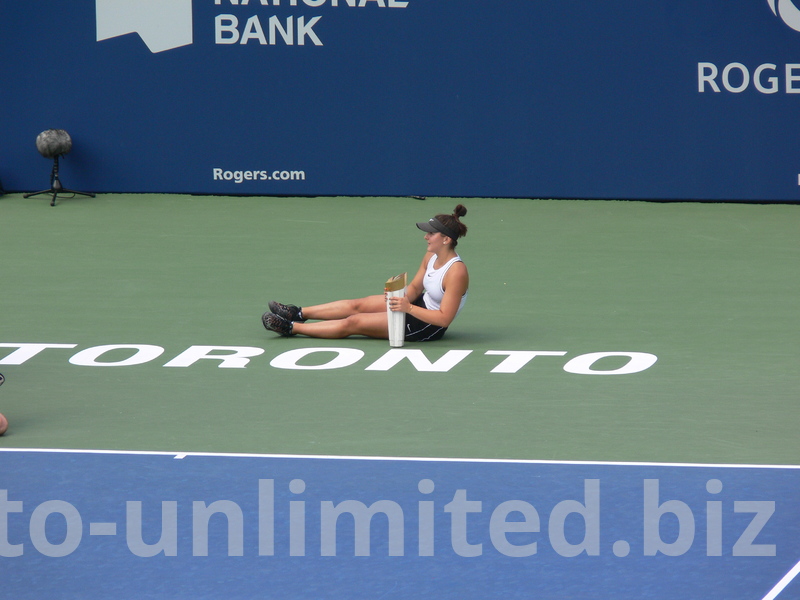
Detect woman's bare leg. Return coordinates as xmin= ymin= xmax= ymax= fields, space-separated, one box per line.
xmin=302 ymin=294 xmax=385 ymax=321
xmin=291 ymin=312 xmax=389 ymax=339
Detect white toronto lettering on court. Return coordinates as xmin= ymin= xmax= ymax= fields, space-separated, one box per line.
xmin=0 ymin=343 xmax=657 ymax=375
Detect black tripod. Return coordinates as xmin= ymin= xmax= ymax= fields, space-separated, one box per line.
xmin=24 ymin=155 xmax=95 ymax=206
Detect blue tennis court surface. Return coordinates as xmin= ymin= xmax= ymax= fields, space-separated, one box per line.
xmin=1 ymin=195 xmax=798 ymax=597
xmin=2 ymin=448 xmax=799 ymax=600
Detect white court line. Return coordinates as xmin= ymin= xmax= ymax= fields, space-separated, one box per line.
xmin=0 ymin=446 xmax=799 ymax=469
xmin=762 ymin=559 xmax=800 ymax=600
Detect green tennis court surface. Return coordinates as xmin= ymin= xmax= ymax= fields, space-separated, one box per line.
xmin=1 ymin=194 xmax=798 ymax=599
xmin=1 ymin=194 xmax=797 ymax=464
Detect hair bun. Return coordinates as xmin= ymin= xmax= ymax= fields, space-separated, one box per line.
xmin=453 ymin=204 xmax=467 ymax=218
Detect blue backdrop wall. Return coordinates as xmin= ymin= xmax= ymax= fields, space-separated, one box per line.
xmin=2 ymin=1 xmax=800 ymax=201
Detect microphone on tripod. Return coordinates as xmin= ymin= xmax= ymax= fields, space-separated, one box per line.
xmin=24 ymin=129 xmax=95 ymax=206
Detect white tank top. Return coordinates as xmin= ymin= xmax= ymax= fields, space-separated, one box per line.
xmin=422 ymin=254 xmax=468 ymax=315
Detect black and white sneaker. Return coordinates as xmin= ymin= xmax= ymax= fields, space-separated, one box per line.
xmin=262 ymin=312 xmax=295 ymax=337
xmin=268 ymin=301 xmax=305 ymax=322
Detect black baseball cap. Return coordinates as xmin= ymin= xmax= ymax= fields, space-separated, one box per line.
xmin=416 ymin=217 xmax=458 ymax=240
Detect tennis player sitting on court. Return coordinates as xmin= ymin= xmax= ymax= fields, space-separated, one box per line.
xmin=262 ymin=205 xmax=469 ymax=341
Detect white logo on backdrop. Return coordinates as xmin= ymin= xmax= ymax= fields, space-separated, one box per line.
xmin=96 ymin=0 xmax=193 ymax=53
xmin=768 ymin=0 xmax=800 ymax=32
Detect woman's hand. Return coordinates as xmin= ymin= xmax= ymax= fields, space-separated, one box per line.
xmin=388 ymin=295 xmax=411 ymax=313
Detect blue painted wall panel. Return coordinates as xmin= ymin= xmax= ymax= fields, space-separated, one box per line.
xmin=1 ymin=1 xmax=799 ymax=200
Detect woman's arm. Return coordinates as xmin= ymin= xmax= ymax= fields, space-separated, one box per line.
xmin=391 ymin=259 xmax=469 ymax=328
xmin=403 ymin=252 xmax=432 ymax=303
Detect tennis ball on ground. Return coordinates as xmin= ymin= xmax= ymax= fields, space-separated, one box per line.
xmin=0 ymin=413 xmax=7 ymax=436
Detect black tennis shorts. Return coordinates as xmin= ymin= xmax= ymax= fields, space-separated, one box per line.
xmin=404 ymin=296 xmax=448 ymax=342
